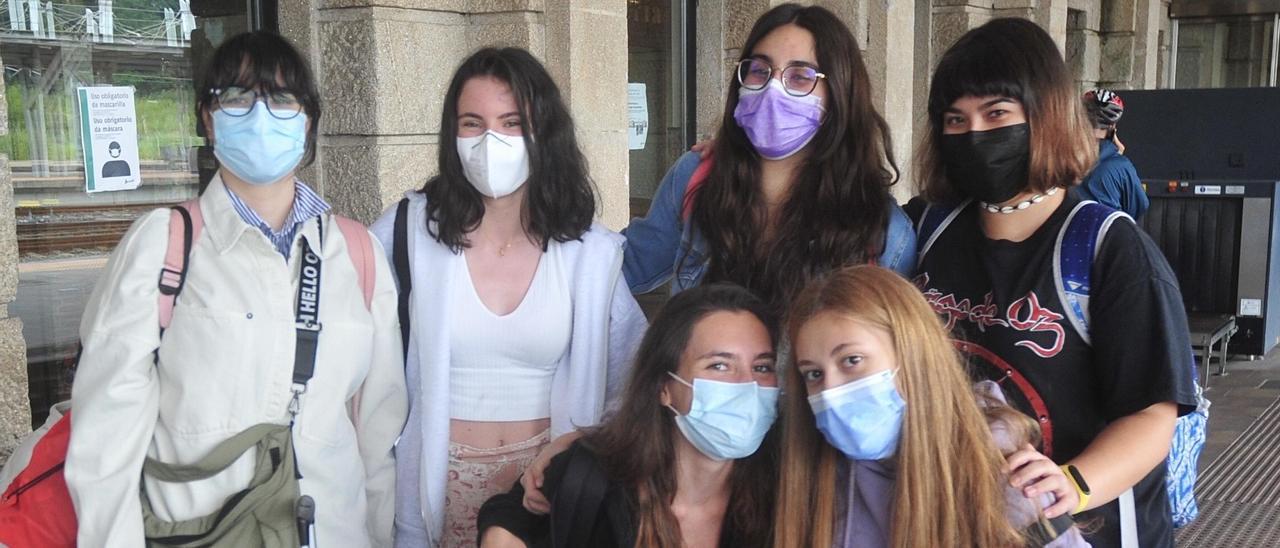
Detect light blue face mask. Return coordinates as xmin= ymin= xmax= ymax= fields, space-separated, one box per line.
xmin=212 ymin=105 xmax=307 ymax=186
xmin=808 ymin=368 xmax=906 ymax=461
xmin=666 ymin=372 xmax=779 ymax=461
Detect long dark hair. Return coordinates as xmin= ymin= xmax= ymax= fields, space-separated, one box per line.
xmin=583 ymin=283 xmax=779 ymax=546
xmin=691 ymin=3 xmax=896 ymax=314
xmin=916 ymin=18 xmax=1096 ymax=202
xmin=422 ymin=47 xmax=596 ymax=252
xmin=196 ymin=31 xmax=321 ymax=166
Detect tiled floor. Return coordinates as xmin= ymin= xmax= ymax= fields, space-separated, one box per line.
xmin=1196 ymin=352 xmax=1280 ymax=469
xmin=1174 ymin=352 xmax=1280 ymax=546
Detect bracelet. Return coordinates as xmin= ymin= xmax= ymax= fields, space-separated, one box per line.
xmin=1060 ymin=464 xmax=1091 ymax=515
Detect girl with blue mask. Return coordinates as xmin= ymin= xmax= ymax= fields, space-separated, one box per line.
xmin=66 ymin=32 xmax=407 ymax=548
xmin=478 ymin=283 xmax=781 ymax=547
xmin=775 ymin=266 xmax=1090 ymax=548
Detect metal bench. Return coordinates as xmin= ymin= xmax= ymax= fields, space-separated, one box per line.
xmin=1187 ymin=313 xmax=1237 ymax=389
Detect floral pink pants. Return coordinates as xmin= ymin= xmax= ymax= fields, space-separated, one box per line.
xmin=441 ymin=430 xmax=550 ymax=548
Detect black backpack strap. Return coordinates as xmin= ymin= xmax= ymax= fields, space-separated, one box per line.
xmin=1021 ymin=513 xmax=1078 ymax=547
xmin=550 ymin=445 xmax=610 ymax=548
xmin=392 ymin=198 xmax=412 ymax=358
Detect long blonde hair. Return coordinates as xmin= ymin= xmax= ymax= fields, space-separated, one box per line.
xmin=774 ymin=265 xmax=1022 ymax=547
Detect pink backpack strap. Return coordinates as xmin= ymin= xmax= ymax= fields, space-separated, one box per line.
xmin=158 ymin=199 xmax=203 ymax=330
xmin=680 ymin=155 xmax=714 ymax=221
xmin=335 ymin=216 xmax=375 ymax=311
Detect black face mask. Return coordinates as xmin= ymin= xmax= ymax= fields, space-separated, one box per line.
xmin=940 ymin=123 xmax=1030 ymax=204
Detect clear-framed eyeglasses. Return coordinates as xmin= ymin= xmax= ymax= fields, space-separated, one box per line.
xmin=209 ymin=86 xmax=305 ymax=120
xmin=736 ymin=58 xmax=826 ymax=97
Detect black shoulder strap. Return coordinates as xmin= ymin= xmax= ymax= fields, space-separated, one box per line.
xmin=393 ymin=198 xmax=412 ymax=358
xmin=550 ymin=446 xmax=610 ymax=548
xmin=290 ymin=219 xmax=324 ymax=417
xmin=1021 ymin=513 xmax=1078 ymax=547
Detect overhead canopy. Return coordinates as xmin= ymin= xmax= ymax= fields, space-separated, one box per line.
xmin=1172 ymin=0 xmax=1280 ymax=18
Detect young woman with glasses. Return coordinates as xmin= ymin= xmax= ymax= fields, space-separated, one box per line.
xmin=622 ymin=2 xmax=916 ymax=314
xmin=66 ymin=31 xmax=407 ymax=546
xmin=368 ymin=47 xmax=646 ymax=547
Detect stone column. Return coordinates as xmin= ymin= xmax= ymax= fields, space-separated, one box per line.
xmin=1066 ymin=0 xmax=1102 ymax=89
xmin=1099 ymin=0 xmax=1164 ymax=89
xmin=994 ymin=0 xmax=1069 ymax=49
xmin=543 ymin=0 xmax=630 ymax=229
xmin=694 ymin=0 xmax=728 ymax=139
xmin=278 ymin=0 xmax=324 ymax=192
xmin=1130 ymin=0 xmax=1164 ymax=88
xmin=913 ymin=0 xmax=934 ymax=196
xmin=694 ymin=0 xmax=774 ymax=138
xmin=0 ymin=56 xmax=30 ymax=461
xmin=932 ymin=1 xmax=993 ymax=67
xmin=1155 ymin=0 xmax=1172 ymax=88
xmin=824 ymin=0 xmax=916 ymax=202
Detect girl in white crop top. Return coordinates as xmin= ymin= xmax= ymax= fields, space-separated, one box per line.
xmin=370 ymin=47 xmax=646 ymax=548
xmin=449 ymin=241 xmax=571 ymax=421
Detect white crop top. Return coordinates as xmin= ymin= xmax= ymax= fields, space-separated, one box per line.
xmin=449 ymin=242 xmax=572 ymax=421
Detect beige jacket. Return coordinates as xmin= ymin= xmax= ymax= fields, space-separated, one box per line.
xmin=65 ymin=177 xmax=407 ymax=547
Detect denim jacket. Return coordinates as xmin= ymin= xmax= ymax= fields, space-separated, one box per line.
xmin=623 ymin=151 xmax=917 ymax=294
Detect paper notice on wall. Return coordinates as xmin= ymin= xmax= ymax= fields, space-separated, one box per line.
xmin=78 ymin=86 xmax=142 ymax=193
xmin=628 ymin=83 xmax=649 ymax=151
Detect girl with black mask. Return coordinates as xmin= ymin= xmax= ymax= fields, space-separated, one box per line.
xmin=912 ymin=18 xmax=1197 ymax=548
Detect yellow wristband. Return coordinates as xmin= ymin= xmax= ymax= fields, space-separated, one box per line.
xmin=1060 ymin=464 xmax=1091 ymax=515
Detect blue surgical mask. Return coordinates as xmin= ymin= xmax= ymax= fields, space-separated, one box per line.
xmin=808 ymin=368 xmax=906 ymax=461
xmin=667 ymin=372 xmax=779 ymax=461
xmin=212 ymin=105 xmax=307 ymax=186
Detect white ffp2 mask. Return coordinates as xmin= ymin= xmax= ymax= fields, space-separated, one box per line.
xmin=456 ymin=131 xmax=530 ymax=198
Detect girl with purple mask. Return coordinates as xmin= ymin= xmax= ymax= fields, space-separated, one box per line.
xmin=621 ymin=3 xmax=916 ymax=315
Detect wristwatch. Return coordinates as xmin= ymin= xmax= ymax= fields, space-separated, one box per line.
xmin=1061 ymin=464 xmax=1091 ymax=515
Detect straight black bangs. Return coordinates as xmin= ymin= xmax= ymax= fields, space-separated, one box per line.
xmin=927 ymin=24 xmax=1035 ymax=123
xmin=198 ymin=31 xmax=316 ymax=100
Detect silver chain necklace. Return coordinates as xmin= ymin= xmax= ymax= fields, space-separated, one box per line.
xmin=980 ymin=186 xmax=1060 ymax=214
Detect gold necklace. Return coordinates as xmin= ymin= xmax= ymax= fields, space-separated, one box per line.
xmin=481 ymin=234 xmax=517 ymax=257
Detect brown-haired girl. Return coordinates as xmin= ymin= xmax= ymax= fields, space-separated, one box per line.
xmin=777 ymin=265 xmax=1089 ymax=547
xmin=622 ymin=2 xmax=915 ymax=315
xmin=477 ymin=283 xmax=779 ymax=547
xmin=913 ymin=18 xmax=1197 ymax=548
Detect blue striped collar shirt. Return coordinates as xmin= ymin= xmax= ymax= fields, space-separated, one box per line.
xmin=224 ymin=180 xmax=331 ymax=259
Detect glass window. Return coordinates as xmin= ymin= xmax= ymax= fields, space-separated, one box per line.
xmin=627 ymin=0 xmax=691 ymax=219
xmin=4 ymin=0 xmax=260 ymax=425
xmin=1175 ymin=16 xmax=1277 ymax=88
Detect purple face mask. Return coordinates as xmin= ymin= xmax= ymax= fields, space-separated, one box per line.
xmin=732 ymin=79 xmax=825 ymax=160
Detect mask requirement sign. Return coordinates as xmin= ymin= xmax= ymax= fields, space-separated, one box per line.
xmin=78 ymin=86 xmax=142 ymax=193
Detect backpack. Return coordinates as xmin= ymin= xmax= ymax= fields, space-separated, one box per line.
xmin=916 ymin=199 xmax=1209 ymax=540
xmin=0 ymin=199 xmax=377 ymax=548
xmin=548 ymin=444 xmax=632 ymax=548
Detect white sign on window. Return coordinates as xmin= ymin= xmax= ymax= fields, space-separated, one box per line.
xmin=628 ymin=83 xmax=649 ymax=151
xmin=78 ymin=86 xmax=141 ymax=193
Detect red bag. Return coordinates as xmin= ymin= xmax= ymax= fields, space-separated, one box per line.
xmin=0 ymin=408 xmax=75 ymax=548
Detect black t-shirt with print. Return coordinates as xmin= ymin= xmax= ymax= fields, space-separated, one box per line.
xmin=915 ymin=194 xmax=1197 ymax=548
